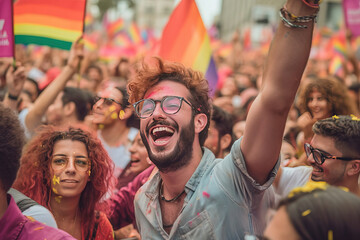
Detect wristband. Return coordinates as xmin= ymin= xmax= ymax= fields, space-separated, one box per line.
xmin=7 ymin=93 xmax=19 ymax=101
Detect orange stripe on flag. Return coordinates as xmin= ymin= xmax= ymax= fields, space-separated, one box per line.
xmin=14 ymin=14 xmax=82 ymax=31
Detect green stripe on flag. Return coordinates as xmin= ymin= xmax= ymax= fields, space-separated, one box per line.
xmin=15 ymin=35 xmax=72 ymax=50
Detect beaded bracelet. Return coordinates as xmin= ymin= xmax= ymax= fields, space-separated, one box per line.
xmin=279 ymin=10 xmax=308 ymax=29
xmin=301 ymin=0 xmax=322 ymax=9
xmin=281 ymin=7 xmax=319 ymax=23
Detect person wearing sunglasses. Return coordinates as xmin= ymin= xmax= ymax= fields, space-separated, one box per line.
xmin=92 ymin=85 xmax=139 ymax=178
xmin=125 ymin=0 xmax=318 ymax=238
xmin=13 ymin=126 xmax=115 ymax=239
xmin=304 ymin=115 xmax=360 ymax=196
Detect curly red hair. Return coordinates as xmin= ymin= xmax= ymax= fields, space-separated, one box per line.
xmin=128 ymin=57 xmax=211 ymax=146
xmin=13 ymin=125 xmax=115 ymax=234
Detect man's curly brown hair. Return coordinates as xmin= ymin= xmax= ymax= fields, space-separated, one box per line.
xmin=127 ymin=57 xmax=211 ymax=146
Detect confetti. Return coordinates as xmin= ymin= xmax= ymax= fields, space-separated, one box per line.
xmin=302 ymin=209 xmax=311 ymax=216
xmin=26 ymin=216 xmax=36 ymax=222
xmin=98 ymin=124 xmax=105 ymax=129
xmin=332 ymin=115 xmax=339 ymax=120
xmin=34 ymin=227 xmax=44 ymax=231
xmin=328 ymin=230 xmax=333 ymax=240
xmin=52 ymin=175 xmax=60 ymax=185
xmin=202 ymin=191 xmax=210 ymax=198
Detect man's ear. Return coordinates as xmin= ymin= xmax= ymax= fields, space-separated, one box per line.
xmin=347 ymin=160 xmax=360 ymax=176
xmin=63 ymin=102 xmax=76 ymax=117
xmin=194 ymin=113 xmax=208 ymax=134
xmin=220 ymin=133 xmax=232 ymax=151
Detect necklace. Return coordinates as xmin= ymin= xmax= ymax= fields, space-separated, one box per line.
xmin=159 ymin=180 xmax=186 ymax=203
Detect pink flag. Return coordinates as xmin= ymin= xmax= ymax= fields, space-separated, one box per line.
xmin=343 ymin=0 xmax=360 ymax=37
xmin=0 ymin=0 xmax=14 ymax=57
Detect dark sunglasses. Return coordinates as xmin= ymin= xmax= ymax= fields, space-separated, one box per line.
xmin=133 ymin=96 xmax=195 ymax=119
xmin=304 ymin=143 xmax=359 ymax=165
xmin=94 ymin=96 xmax=121 ymax=106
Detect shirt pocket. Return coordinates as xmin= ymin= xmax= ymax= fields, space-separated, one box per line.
xmin=177 ymin=210 xmax=215 ymax=240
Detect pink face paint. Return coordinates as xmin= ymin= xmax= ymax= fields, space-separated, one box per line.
xmin=202 ymin=191 xmax=210 ymax=198
xmin=145 ymin=86 xmax=175 ymax=99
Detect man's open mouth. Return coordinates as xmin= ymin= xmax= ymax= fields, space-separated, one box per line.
xmin=151 ymin=126 xmax=175 ymax=143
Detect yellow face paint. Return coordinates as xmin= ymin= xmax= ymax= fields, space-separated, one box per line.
xmin=55 ymin=195 xmax=63 ymax=203
xmin=109 ymin=105 xmax=116 ymax=112
xmin=119 ymin=110 xmax=125 ymax=120
xmin=52 ymin=187 xmax=59 ymax=194
xmin=111 ymin=112 xmax=118 ymax=119
xmin=52 ymin=175 xmax=60 ymax=185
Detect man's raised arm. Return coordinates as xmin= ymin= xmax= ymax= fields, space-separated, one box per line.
xmin=241 ymin=0 xmax=319 ymax=184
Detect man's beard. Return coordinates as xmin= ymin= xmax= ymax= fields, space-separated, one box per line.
xmin=140 ymin=117 xmax=195 ymax=173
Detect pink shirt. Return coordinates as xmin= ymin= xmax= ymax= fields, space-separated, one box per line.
xmin=0 ymin=195 xmax=75 ymax=240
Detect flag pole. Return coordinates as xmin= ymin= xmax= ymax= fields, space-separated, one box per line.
xmin=11 ymin=0 xmax=16 ymax=68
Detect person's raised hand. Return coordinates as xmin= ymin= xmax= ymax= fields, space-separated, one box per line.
xmin=66 ymin=35 xmax=84 ymax=71
xmin=5 ymin=62 xmax=26 ymax=98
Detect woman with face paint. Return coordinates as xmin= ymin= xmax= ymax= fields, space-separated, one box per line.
xmin=13 ymin=126 xmax=115 ymax=240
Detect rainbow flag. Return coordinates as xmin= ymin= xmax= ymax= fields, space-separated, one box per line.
xmin=14 ymin=0 xmax=86 ymax=50
xmin=158 ymin=0 xmax=218 ymax=95
xmin=108 ymin=18 xmax=125 ymax=38
xmin=333 ymin=38 xmax=347 ymax=59
xmin=329 ymin=56 xmax=343 ymax=76
xmin=128 ymin=22 xmax=142 ymax=45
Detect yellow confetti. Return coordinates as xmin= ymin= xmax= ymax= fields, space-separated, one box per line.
xmin=332 ymin=115 xmax=339 ymax=120
xmin=26 ymin=216 xmax=36 ymax=222
xmin=328 ymin=230 xmax=333 ymax=240
xmin=52 ymin=175 xmax=60 ymax=185
xmin=52 ymin=187 xmax=58 ymax=194
xmin=111 ymin=112 xmax=118 ymax=119
xmin=34 ymin=227 xmax=44 ymax=231
xmin=288 ymin=181 xmax=328 ymax=198
xmin=302 ymin=209 xmax=311 ymax=217
xmin=98 ymin=124 xmax=105 ymax=129
xmin=55 ymin=195 xmax=63 ymax=203
xmin=350 ymin=114 xmax=360 ymax=121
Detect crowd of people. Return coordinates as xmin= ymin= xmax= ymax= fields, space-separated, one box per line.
xmin=1 ymin=0 xmax=360 ymax=239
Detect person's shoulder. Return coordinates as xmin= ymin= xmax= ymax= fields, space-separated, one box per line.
xmin=94 ymin=211 xmax=114 ymax=240
xmin=21 ymin=217 xmax=75 ymax=239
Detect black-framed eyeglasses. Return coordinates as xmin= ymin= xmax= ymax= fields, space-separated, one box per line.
xmin=94 ymin=96 xmax=121 ymax=106
xmin=304 ymin=143 xmax=359 ymax=165
xmin=133 ymin=96 xmax=195 ymax=119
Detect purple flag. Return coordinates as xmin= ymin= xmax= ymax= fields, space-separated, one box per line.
xmin=0 ymin=0 xmax=14 ymax=57
xmin=343 ymin=0 xmax=360 ymax=37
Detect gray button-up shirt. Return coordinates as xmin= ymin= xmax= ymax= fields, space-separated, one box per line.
xmin=134 ymin=138 xmax=279 ymax=239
